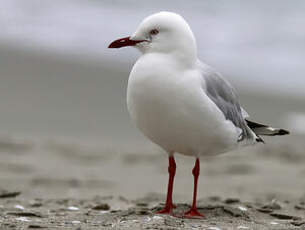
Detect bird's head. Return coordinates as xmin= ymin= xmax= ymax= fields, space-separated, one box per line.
xmin=109 ymin=12 xmax=197 ymax=61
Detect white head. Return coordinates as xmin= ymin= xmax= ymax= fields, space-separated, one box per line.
xmin=109 ymin=12 xmax=197 ymax=63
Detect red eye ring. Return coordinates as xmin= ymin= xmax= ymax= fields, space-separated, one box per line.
xmin=150 ymin=29 xmax=159 ymax=35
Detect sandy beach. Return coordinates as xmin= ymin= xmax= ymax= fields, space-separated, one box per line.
xmin=0 ymin=130 xmax=305 ymax=229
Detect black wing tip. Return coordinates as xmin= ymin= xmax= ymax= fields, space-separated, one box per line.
xmin=259 ymin=128 xmax=290 ymax=136
xmin=277 ymin=129 xmax=290 ymax=135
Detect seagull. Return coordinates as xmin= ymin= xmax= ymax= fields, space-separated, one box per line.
xmin=108 ymin=11 xmax=289 ymax=218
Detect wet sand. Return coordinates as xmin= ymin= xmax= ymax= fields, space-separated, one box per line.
xmin=2 ymin=193 xmax=305 ymax=229
xmin=1 ymin=135 xmax=305 ymax=229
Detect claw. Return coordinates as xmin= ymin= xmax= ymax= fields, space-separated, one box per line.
xmin=156 ymin=208 xmax=173 ymax=215
xmin=156 ymin=204 xmax=176 ymax=215
xmin=183 ymin=208 xmax=205 ymax=219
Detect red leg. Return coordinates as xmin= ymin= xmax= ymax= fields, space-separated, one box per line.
xmin=184 ymin=158 xmax=204 ymax=218
xmin=156 ymin=155 xmax=176 ymax=214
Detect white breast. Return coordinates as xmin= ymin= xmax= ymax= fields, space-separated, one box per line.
xmin=127 ymin=53 xmax=239 ymax=156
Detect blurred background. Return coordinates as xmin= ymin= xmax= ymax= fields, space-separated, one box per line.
xmin=0 ymin=0 xmax=304 ymax=202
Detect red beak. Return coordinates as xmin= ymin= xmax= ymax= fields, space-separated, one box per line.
xmin=108 ymin=36 xmax=145 ymax=48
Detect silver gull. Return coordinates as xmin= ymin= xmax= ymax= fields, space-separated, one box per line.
xmin=108 ymin=11 xmax=289 ymax=218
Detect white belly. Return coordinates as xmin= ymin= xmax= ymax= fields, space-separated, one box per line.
xmin=127 ymin=54 xmax=239 ymax=156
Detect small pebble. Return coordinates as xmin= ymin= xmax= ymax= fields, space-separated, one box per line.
xmin=67 ymin=206 xmax=79 ymax=211
xmin=224 ymin=198 xmax=240 ymax=204
xmin=270 ymin=212 xmax=300 ymax=220
xmin=207 ymin=227 xmax=222 ymax=230
xmin=190 ymin=223 xmax=204 ymax=228
xmin=71 ymin=220 xmax=81 ymax=224
xmin=100 ymin=210 xmax=109 ymax=214
xmin=152 ymin=215 xmax=163 ymax=220
xmin=256 ymin=208 xmax=273 ymax=213
xmin=270 ymin=221 xmax=279 ymax=225
xmin=238 ymin=206 xmax=247 ymax=211
xmin=135 ymin=208 xmax=150 ymax=215
xmin=29 ymin=200 xmax=43 ymax=208
xmin=14 ymin=205 xmax=25 ymax=210
xmin=136 ymin=202 xmax=148 ymax=207
xmin=28 ymin=224 xmax=44 ymax=229
xmin=237 ymin=226 xmax=249 ymax=229
xmin=7 ymin=211 xmax=43 ymax=217
xmin=224 ymin=206 xmax=244 ymax=217
xmin=92 ymin=203 xmax=110 ymax=210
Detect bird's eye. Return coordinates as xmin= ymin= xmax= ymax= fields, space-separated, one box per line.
xmin=150 ymin=29 xmax=159 ymax=35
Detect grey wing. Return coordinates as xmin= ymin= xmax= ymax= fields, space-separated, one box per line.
xmin=199 ymin=63 xmax=253 ymax=141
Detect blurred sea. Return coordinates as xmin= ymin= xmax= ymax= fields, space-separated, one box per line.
xmin=0 ymin=0 xmax=305 ymax=141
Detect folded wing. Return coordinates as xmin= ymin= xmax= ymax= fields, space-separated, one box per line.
xmin=199 ymin=62 xmax=254 ymax=142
